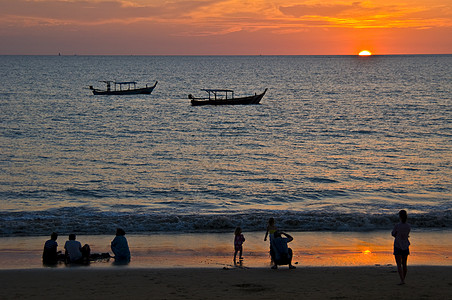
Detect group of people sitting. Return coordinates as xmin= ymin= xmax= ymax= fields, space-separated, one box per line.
xmin=42 ymin=228 xmax=131 ymax=265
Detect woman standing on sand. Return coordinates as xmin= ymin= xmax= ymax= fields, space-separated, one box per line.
xmin=392 ymin=210 xmax=411 ymax=285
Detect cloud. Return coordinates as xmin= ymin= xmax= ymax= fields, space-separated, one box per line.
xmin=278 ymin=1 xmax=452 ymax=29
xmin=280 ymin=2 xmax=367 ymax=17
xmin=2 ymin=0 xmax=451 ymax=32
xmin=0 ymin=0 xmax=217 ymax=25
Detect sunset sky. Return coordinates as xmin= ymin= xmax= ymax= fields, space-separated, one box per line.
xmin=1 ymin=0 xmax=451 ymax=55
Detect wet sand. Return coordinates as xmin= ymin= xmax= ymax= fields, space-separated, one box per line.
xmin=1 ymin=266 xmax=451 ymax=299
xmin=1 ymin=231 xmax=451 ymax=269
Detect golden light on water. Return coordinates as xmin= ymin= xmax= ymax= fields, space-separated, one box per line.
xmin=362 ymin=249 xmax=372 ymax=255
xmin=359 ymin=50 xmax=372 ymax=56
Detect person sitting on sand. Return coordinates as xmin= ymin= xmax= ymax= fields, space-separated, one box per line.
xmin=42 ymin=232 xmax=59 ymax=265
xmin=270 ymin=231 xmax=296 ymax=269
xmin=233 ymin=227 xmax=245 ymax=263
xmin=111 ymin=228 xmax=131 ymax=263
xmin=392 ymin=210 xmax=411 ymax=285
xmin=64 ymin=233 xmax=90 ymax=263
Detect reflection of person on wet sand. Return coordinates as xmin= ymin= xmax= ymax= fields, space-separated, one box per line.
xmin=233 ymin=227 xmax=245 ymax=263
xmin=111 ymin=228 xmax=131 ymax=264
xmin=42 ymin=232 xmax=59 ymax=265
xmin=392 ymin=210 xmax=411 ymax=285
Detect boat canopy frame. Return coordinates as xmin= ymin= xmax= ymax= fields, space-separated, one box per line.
xmin=100 ymin=81 xmax=138 ymax=92
xmin=201 ymin=89 xmax=235 ymax=100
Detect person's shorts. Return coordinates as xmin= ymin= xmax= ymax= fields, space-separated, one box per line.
xmin=393 ymin=247 xmax=410 ymax=256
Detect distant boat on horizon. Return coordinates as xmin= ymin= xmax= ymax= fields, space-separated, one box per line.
xmin=89 ymin=81 xmax=158 ymax=95
xmin=189 ymin=88 xmax=267 ymax=106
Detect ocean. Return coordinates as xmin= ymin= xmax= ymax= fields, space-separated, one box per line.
xmin=0 ymin=55 xmax=451 ymax=237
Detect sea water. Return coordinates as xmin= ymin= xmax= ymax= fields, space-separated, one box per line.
xmin=0 ymin=55 xmax=451 ymax=236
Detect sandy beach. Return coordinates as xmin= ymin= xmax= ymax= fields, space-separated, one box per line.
xmin=0 ymin=231 xmax=451 ymax=298
xmin=1 ymin=266 xmax=451 ymax=299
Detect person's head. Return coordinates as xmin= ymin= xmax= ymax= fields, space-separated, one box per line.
xmin=50 ymin=232 xmax=58 ymax=241
xmin=234 ymin=227 xmax=242 ymax=236
xmin=268 ymin=217 xmax=275 ymax=226
xmin=116 ymin=228 xmax=126 ymax=236
xmin=399 ymin=210 xmax=408 ymax=223
xmin=273 ymin=230 xmax=282 ymax=238
xmin=69 ymin=233 xmax=76 ymax=240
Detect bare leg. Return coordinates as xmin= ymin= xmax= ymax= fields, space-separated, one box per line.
xmin=234 ymin=250 xmax=238 ymax=263
xmin=394 ymin=255 xmax=405 ymax=284
xmin=401 ymin=255 xmax=408 ymax=282
xmin=239 ymin=247 xmax=243 ymax=259
xmin=288 ymin=248 xmax=296 ymax=269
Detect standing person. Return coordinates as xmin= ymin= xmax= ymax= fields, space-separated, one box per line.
xmin=111 ymin=228 xmax=131 ymax=263
xmin=42 ymin=232 xmax=59 ymax=265
xmin=264 ymin=217 xmax=277 ymax=263
xmin=270 ymin=231 xmax=296 ymax=269
xmin=233 ymin=227 xmax=245 ymax=263
xmin=64 ymin=233 xmax=83 ymax=263
xmin=392 ymin=210 xmax=411 ymax=285
xmin=264 ymin=217 xmax=277 ymax=242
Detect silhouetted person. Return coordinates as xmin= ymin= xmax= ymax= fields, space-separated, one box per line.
xmin=111 ymin=228 xmax=131 ymax=264
xmin=233 ymin=227 xmax=245 ymax=263
xmin=264 ymin=217 xmax=277 ymax=242
xmin=64 ymin=233 xmax=90 ymax=263
xmin=270 ymin=231 xmax=296 ymax=269
xmin=392 ymin=210 xmax=411 ymax=285
xmin=42 ymin=232 xmax=59 ymax=265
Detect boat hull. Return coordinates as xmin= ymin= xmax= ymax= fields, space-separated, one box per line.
xmin=91 ymin=81 xmax=157 ymax=95
xmin=190 ymin=89 xmax=267 ymax=106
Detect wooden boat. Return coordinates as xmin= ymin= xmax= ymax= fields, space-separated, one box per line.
xmin=189 ymin=88 xmax=267 ymax=106
xmin=90 ymin=81 xmax=157 ymax=95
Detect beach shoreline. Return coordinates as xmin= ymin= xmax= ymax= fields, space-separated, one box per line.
xmin=1 ymin=266 xmax=451 ymax=299
xmin=1 ymin=231 xmax=451 ymax=270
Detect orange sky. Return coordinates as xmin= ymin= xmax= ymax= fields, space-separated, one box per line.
xmin=1 ymin=0 xmax=451 ymax=55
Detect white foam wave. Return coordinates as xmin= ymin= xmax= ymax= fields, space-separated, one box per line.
xmin=1 ymin=208 xmax=450 ymax=237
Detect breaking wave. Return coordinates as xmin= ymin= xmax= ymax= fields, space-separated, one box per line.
xmin=1 ymin=208 xmax=450 ymax=237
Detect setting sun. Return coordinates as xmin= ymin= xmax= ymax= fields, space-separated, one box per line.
xmin=359 ymin=50 xmax=372 ymax=56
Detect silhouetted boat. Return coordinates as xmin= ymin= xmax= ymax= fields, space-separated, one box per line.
xmin=90 ymin=81 xmax=157 ymax=95
xmin=189 ymin=88 xmax=267 ymax=106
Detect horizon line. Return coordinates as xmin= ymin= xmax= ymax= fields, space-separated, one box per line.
xmin=1 ymin=53 xmax=451 ymax=57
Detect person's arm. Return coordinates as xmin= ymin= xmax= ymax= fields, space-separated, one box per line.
xmin=264 ymin=228 xmax=269 ymax=241
xmin=282 ymin=232 xmax=293 ymax=243
xmin=391 ymin=224 xmax=397 ymax=237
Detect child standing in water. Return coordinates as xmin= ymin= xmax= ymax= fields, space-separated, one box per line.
xmin=234 ymin=227 xmax=245 ymax=263
xmin=264 ymin=217 xmax=277 ymax=242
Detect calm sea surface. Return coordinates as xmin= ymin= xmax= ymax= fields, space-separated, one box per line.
xmin=0 ymin=55 xmax=451 ymax=236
